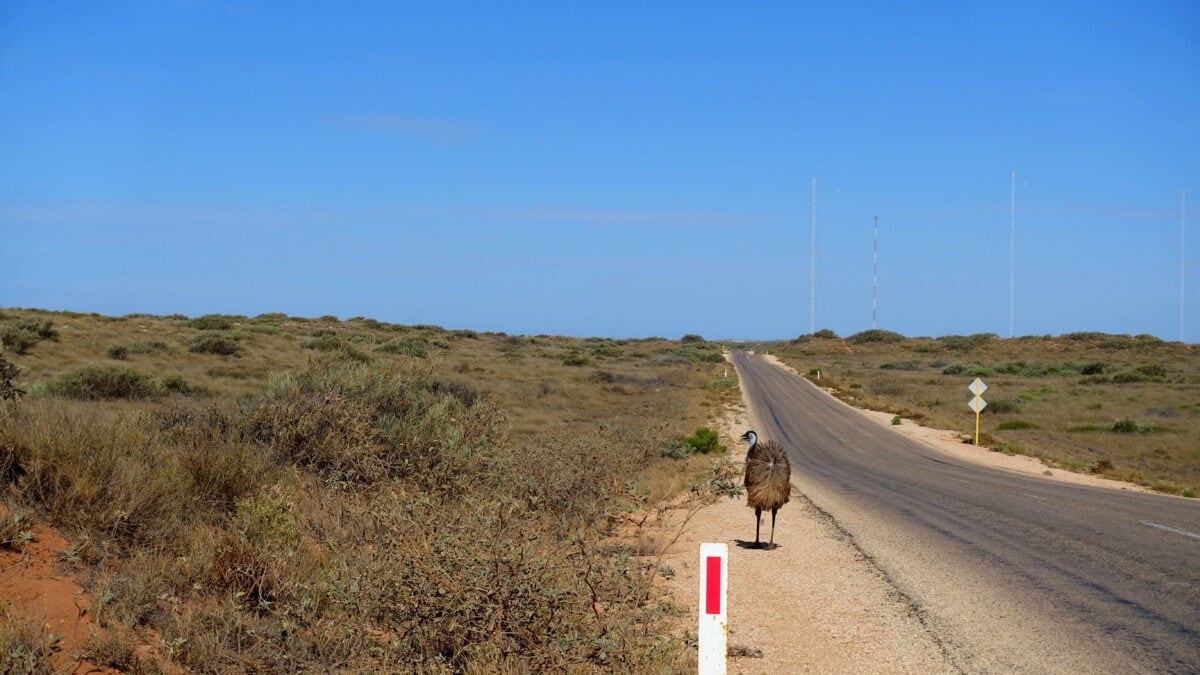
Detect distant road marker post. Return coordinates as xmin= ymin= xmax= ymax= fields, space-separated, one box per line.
xmin=969 ymin=378 xmax=987 ymax=445
xmin=698 ymin=543 xmax=728 ymax=674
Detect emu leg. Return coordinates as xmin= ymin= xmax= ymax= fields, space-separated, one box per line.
xmin=769 ymin=508 xmax=778 ymax=550
xmin=754 ymin=507 xmax=763 ymax=547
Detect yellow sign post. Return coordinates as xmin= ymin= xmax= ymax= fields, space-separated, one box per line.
xmin=968 ymin=378 xmax=987 ymax=445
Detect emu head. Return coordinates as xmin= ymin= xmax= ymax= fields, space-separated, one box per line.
xmin=740 ymin=430 xmax=757 ymax=447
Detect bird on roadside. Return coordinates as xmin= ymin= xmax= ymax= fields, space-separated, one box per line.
xmin=741 ymin=430 xmax=791 ymax=549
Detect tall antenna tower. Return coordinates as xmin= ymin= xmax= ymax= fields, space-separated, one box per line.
xmin=872 ymin=216 xmax=879 ymax=329
xmin=1009 ymin=170 xmax=1016 ymax=339
xmin=810 ymin=177 xmax=817 ymax=334
xmin=1183 ymin=189 xmax=1188 ymax=342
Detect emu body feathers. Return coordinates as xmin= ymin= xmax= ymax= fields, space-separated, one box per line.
xmin=741 ymin=430 xmax=791 ymax=549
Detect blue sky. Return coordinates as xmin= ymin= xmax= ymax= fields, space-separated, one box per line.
xmin=2 ymin=2 xmax=1198 ymax=340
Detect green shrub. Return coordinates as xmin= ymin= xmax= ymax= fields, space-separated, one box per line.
xmin=562 ymin=354 xmax=592 ymax=367
xmin=107 ymin=345 xmax=128 ymax=360
xmin=1111 ymin=371 xmax=1145 ymax=383
xmin=939 ymin=333 xmax=995 ymax=351
xmin=847 ymin=329 xmax=905 ymax=344
xmin=185 ymin=315 xmax=240 ymax=331
xmin=158 ymin=374 xmax=193 ymax=395
xmin=375 ymin=337 xmax=428 ymax=358
xmin=682 ymin=427 xmax=725 ymax=455
xmin=943 ymin=362 xmax=993 ymax=377
xmin=1080 ymin=362 xmax=1105 ymax=375
xmin=128 ymin=340 xmax=171 ymax=354
xmin=0 ymin=320 xmax=58 ymax=355
xmin=996 ymin=420 xmax=1034 ymax=430
xmin=880 ymin=360 xmax=923 ymax=371
xmin=812 ymin=329 xmax=839 ymax=339
xmin=0 ymin=353 xmax=23 ymax=402
xmin=40 ymin=365 xmax=157 ymax=400
xmin=987 ymin=397 xmax=1022 ymax=414
xmin=188 ymin=333 xmax=241 ymax=356
xmin=681 ymin=334 xmax=705 ymax=344
xmin=1136 ymin=362 xmax=1168 ymax=379
xmin=1109 ymin=418 xmax=1152 ymax=433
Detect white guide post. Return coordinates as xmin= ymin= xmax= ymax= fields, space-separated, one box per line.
xmin=698 ymin=542 xmax=728 ymax=674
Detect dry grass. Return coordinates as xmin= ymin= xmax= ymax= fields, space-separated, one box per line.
xmin=0 ymin=308 xmax=736 ymax=671
xmin=771 ymin=332 xmax=1200 ymax=495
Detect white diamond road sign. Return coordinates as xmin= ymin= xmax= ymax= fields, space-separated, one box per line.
xmin=969 ymin=378 xmax=987 ymax=396
xmin=969 ymin=397 xmax=987 ymax=413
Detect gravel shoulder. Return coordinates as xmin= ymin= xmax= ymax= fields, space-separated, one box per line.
xmin=658 ymin=353 xmax=1153 ymax=672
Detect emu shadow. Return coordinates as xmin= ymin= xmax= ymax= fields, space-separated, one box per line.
xmin=734 ymin=539 xmax=782 ymax=550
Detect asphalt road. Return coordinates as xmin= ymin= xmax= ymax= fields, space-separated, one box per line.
xmin=730 ymin=350 xmax=1200 ymax=673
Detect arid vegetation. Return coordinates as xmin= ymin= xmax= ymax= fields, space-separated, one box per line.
xmin=0 ymin=309 xmax=743 ymax=671
xmin=772 ymin=330 xmax=1200 ymax=496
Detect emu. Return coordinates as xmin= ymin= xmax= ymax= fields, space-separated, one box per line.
xmin=741 ymin=430 xmax=791 ymax=549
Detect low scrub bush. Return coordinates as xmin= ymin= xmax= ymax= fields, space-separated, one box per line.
xmin=188 ymin=333 xmax=241 ymax=356
xmin=39 ymin=365 xmax=158 ymax=400
xmin=847 ymin=329 xmax=905 ymax=344
xmin=0 ymin=353 xmax=23 ymax=402
xmin=996 ymin=419 xmax=1034 ymax=430
xmin=128 ymin=340 xmax=171 ymax=354
xmin=939 ymin=333 xmax=995 ymax=351
xmin=158 ymin=374 xmax=193 ymax=395
xmin=671 ymin=345 xmax=723 ymax=363
xmin=942 ymin=363 xmax=993 ymax=377
xmin=375 ymin=337 xmax=428 ymax=358
xmin=301 ymin=335 xmax=371 ymax=362
xmin=1109 ymin=417 xmax=1152 ymax=433
xmin=242 ymin=360 xmax=502 ymax=490
xmin=0 ymin=319 xmax=58 ymax=355
xmin=880 ymin=360 xmax=924 ymax=371
xmin=987 ymin=397 xmax=1022 ymax=414
xmin=1136 ymin=362 xmax=1168 ymax=379
xmin=0 ymin=603 xmax=57 ymax=673
xmin=185 ymin=315 xmax=240 ymax=331
xmin=562 ymin=353 xmax=592 ymax=367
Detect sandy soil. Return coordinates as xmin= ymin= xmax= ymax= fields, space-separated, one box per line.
xmin=656 ymin=353 xmax=1154 ymax=673
xmin=0 ymin=515 xmax=113 ymax=674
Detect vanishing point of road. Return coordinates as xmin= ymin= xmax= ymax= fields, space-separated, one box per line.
xmin=730 ymin=351 xmax=1200 ymax=672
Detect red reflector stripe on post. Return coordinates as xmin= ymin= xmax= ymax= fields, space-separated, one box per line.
xmin=705 ymin=556 xmax=721 ymax=615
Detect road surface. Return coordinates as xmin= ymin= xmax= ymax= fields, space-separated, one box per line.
xmin=730 ymin=350 xmax=1200 ymax=672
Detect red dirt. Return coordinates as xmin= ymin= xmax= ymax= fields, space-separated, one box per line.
xmin=0 ymin=519 xmax=115 ymax=674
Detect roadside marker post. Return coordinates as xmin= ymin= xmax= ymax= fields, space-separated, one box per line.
xmin=968 ymin=378 xmax=987 ymax=445
xmin=698 ymin=543 xmax=728 ymax=674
